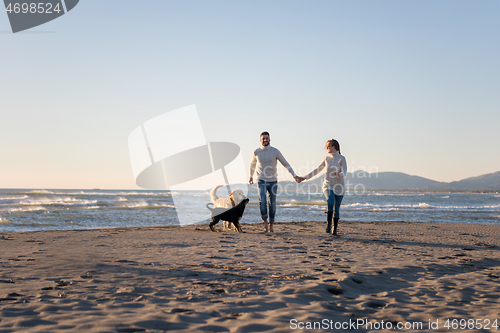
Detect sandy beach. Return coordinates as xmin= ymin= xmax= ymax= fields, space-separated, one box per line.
xmin=1 ymin=220 xmax=500 ymax=332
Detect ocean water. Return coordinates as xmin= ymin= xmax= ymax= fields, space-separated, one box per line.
xmin=0 ymin=188 xmax=499 ymax=232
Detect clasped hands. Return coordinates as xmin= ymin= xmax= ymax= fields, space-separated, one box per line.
xmin=294 ymin=176 xmax=305 ymax=183
xmin=295 ymin=172 xmax=339 ymax=183
xmin=250 ymin=174 xmax=337 ymax=184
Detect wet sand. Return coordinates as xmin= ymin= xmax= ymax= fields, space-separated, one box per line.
xmin=1 ymin=221 xmax=500 ymax=332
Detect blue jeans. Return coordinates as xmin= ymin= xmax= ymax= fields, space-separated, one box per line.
xmin=324 ymin=189 xmax=343 ymax=218
xmin=258 ymin=179 xmax=277 ymax=223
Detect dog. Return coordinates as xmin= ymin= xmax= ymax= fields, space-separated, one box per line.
xmin=209 ymin=185 xmax=246 ymax=231
xmin=207 ymin=198 xmax=250 ymax=232
xmin=207 ymin=185 xmax=248 ymax=232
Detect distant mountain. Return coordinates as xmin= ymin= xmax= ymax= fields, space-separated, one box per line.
xmin=438 ymin=171 xmax=500 ymax=191
xmin=346 ymin=171 xmax=441 ymax=190
xmin=271 ymin=170 xmax=500 ymax=191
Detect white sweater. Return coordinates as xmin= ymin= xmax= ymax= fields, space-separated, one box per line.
xmin=249 ymin=145 xmax=297 ymax=182
xmin=304 ymin=151 xmax=347 ymax=195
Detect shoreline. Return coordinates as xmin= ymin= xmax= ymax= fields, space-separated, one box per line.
xmin=1 ymin=221 xmax=500 ymax=332
xmin=3 ymin=218 xmax=500 ymax=235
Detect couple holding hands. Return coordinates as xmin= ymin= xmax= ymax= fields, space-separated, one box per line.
xmin=249 ymin=131 xmax=347 ymax=235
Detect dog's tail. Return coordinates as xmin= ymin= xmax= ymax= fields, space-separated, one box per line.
xmin=210 ymin=185 xmax=224 ymax=202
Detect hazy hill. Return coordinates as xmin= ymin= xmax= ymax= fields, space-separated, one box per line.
xmin=438 ymin=171 xmax=500 ymax=191
xmin=346 ymin=171 xmax=441 ymax=190
xmin=270 ymin=170 xmax=500 ymax=191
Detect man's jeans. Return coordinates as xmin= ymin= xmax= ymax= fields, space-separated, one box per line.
xmin=258 ymin=179 xmax=277 ymax=223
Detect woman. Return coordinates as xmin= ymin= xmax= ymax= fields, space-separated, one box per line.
xmin=298 ymin=139 xmax=347 ymax=235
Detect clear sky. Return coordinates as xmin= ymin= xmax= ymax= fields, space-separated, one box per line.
xmin=1 ymin=0 xmax=499 ymax=189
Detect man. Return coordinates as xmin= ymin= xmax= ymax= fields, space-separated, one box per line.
xmin=249 ymin=131 xmax=299 ymax=233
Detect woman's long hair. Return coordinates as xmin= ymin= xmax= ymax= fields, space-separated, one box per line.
xmin=325 ymin=139 xmax=341 ymax=154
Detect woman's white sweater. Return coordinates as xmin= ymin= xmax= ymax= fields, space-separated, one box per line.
xmin=304 ymin=151 xmax=347 ymax=195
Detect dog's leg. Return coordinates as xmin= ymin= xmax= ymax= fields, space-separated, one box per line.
xmin=233 ymin=222 xmax=242 ymax=233
xmin=225 ymin=221 xmax=235 ymax=231
xmin=209 ymin=217 xmax=220 ymax=232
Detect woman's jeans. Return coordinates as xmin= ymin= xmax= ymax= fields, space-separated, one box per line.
xmin=258 ymin=179 xmax=277 ymax=223
xmin=324 ymin=189 xmax=343 ymax=218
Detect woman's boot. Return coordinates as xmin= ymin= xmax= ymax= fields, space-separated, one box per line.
xmin=326 ymin=211 xmax=333 ymax=233
xmin=333 ymin=217 xmax=339 ymax=235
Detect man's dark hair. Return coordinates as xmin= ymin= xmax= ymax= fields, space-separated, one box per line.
xmin=260 ymin=131 xmax=270 ymax=137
